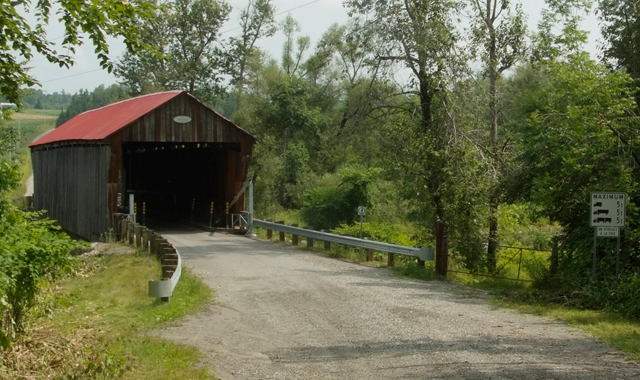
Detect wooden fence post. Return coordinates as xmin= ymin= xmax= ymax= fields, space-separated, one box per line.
xmin=291 ymin=224 xmax=299 ymax=246
xmin=277 ymin=221 xmax=285 ymax=242
xmin=366 ymin=248 xmax=374 ymax=262
xmin=266 ymin=219 xmax=273 ymax=240
xmin=134 ymin=224 xmax=142 ymax=248
xmin=120 ymin=219 xmax=128 ymax=243
xmin=142 ymin=227 xmax=150 ymax=252
xmin=128 ymin=222 xmax=135 ymax=245
xmin=322 ymin=230 xmax=331 ymax=250
xmin=550 ymin=237 xmax=559 ymax=277
xmin=305 ymin=226 xmax=314 ymax=248
xmin=388 ymin=253 xmax=395 ymax=267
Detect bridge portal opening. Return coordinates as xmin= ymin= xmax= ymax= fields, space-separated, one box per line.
xmin=122 ymin=142 xmax=239 ymax=227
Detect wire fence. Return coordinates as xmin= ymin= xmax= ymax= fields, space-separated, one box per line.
xmin=448 ymin=246 xmax=552 ymax=282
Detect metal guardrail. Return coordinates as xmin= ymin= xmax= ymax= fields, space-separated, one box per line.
xmin=149 ymin=246 xmax=182 ymax=298
xmin=112 ymin=213 xmax=182 ymax=301
xmin=253 ymin=219 xmax=435 ymax=261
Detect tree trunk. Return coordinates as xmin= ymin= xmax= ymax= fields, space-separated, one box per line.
xmin=486 ymin=7 xmax=500 ymax=273
xmin=487 ymin=192 xmax=499 ymax=273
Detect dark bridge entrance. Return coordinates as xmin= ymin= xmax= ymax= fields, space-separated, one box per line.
xmin=124 ymin=142 xmax=238 ymax=227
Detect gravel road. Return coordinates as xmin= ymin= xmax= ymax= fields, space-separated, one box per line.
xmin=155 ymin=226 xmax=640 ymax=379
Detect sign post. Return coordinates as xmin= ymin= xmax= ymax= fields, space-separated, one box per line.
xmin=590 ymin=192 xmax=626 ymax=279
xmin=357 ymin=206 xmax=367 ymax=239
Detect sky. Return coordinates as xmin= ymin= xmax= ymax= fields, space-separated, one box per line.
xmin=25 ymin=0 xmax=602 ymax=95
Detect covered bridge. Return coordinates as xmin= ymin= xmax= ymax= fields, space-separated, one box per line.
xmin=30 ymin=91 xmax=256 ymax=241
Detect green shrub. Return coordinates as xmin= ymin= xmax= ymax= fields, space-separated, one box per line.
xmin=301 ymin=166 xmax=382 ymax=229
xmin=332 ymin=222 xmax=415 ymax=246
xmin=589 ymin=273 xmax=640 ymax=320
xmin=0 ymin=207 xmax=80 ymax=347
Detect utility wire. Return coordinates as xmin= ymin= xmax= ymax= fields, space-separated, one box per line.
xmin=40 ymin=68 xmax=103 ymax=83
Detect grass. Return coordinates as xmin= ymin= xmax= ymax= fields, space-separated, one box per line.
xmin=17 ymin=109 xmax=60 ymax=118
xmin=1 ymin=111 xmax=56 ymax=200
xmin=0 ymin=248 xmax=215 ymax=380
xmin=493 ymin=297 xmax=640 ymax=360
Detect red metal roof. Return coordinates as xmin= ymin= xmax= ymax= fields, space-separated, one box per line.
xmin=30 ymin=91 xmax=184 ymax=147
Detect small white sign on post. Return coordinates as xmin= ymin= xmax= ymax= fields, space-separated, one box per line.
xmin=597 ymin=227 xmax=619 ymax=237
xmin=357 ymin=206 xmax=367 ymax=216
xmin=590 ymin=192 xmax=625 ymax=227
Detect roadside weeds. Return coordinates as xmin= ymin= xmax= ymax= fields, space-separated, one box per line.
xmin=0 ymin=247 xmax=215 ymax=380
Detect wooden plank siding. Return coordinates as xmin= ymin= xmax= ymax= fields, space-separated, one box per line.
xmin=118 ymin=94 xmax=246 ymax=145
xmin=32 ymin=144 xmax=110 ymax=241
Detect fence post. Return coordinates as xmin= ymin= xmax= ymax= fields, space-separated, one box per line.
xmin=322 ymin=230 xmax=331 ymax=250
xmin=266 ymin=219 xmax=273 ymax=240
xmin=120 ymin=219 xmax=128 ymax=243
xmin=128 ymin=222 xmax=135 ymax=245
xmin=277 ymin=221 xmax=285 ymax=242
xmin=550 ymin=237 xmax=559 ymax=277
xmin=435 ymin=220 xmax=449 ymax=276
xmin=291 ymin=224 xmax=299 ymax=246
xmin=305 ymin=226 xmax=314 ymax=248
xmin=134 ymin=224 xmax=142 ymax=248
xmin=388 ymin=253 xmax=395 ymax=267
xmin=142 ymin=227 xmax=150 ymax=252
xmin=366 ymin=238 xmax=374 ymax=261
xmin=517 ymin=248 xmax=524 ymax=280
xmin=149 ymin=232 xmax=157 ymax=255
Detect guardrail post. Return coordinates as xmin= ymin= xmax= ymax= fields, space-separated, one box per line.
xmin=305 ymin=226 xmax=314 ymax=248
xmin=142 ymin=227 xmax=150 ymax=251
xmin=158 ymin=240 xmax=170 ymax=261
xmin=277 ymin=221 xmax=285 ymax=242
xmin=134 ymin=224 xmax=142 ymax=248
xmin=322 ymin=230 xmax=331 ymax=250
xmin=266 ymin=219 xmax=273 ymax=240
xmin=128 ymin=222 xmax=135 ymax=245
xmin=120 ymin=219 xmax=128 ymax=242
xmin=388 ymin=253 xmax=395 ymax=267
xmin=366 ymin=238 xmax=374 ymax=262
xmin=291 ymin=224 xmax=299 ymax=246
xmin=149 ymin=232 xmax=157 ymax=254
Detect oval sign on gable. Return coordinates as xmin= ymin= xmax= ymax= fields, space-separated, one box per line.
xmin=173 ymin=115 xmax=192 ymax=124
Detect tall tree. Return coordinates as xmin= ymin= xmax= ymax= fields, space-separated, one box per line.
xmin=531 ymin=0 xmax=592 ymax=61
xmin=115 ymin=0 xmax=231 ymax=103
xmin=512 ymin=55 xmax=640 ymax=278
xmin=280 ymin=15 xmax=312 ymax=77
xmin=0 ymin=0 xmax=152 ymax=105
xmin=226 ymin=0 xmax=277 ymax=112
xmin=599 ymin=0 xmax=640 ymax=107
xmin=115 ymin=2 xmax=174 ymax=96
xmin=468 ymin=0 xmax=526 ymax=272
xmin=345 ymin=0 xmax=464 ymax=246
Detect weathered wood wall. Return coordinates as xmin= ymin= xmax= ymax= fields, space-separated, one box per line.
xmin=118 ymin=93 xmax=249 ymax=144
xmin=32 ymin=144 xmax=110 ymax=241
